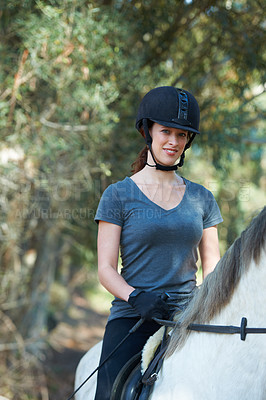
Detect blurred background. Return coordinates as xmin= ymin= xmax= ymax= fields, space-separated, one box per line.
xmin=0 ymin=0 xmax=265 ymax=398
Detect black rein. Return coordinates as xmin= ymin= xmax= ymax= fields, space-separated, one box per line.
xmin=153 ymin=317 xmax=266 ymax=341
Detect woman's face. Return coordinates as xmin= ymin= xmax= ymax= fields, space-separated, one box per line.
xmin=149 ymin=123 xmax=188 ymax=166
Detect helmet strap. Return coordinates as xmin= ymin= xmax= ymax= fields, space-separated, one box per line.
xmin=185 ymin=133 xmax=196 ymax=150
xmin=147 ymin=144 xmax=179 ymax=171
xmin=177 ymin=152 xmax=185 ymax=168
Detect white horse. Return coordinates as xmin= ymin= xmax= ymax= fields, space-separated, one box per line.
xmin=74 ymin=207 xmax=266 ymax=400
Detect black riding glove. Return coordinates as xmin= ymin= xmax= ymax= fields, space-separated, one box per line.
xmin=128 ymin=290 xmax=170 ymax=321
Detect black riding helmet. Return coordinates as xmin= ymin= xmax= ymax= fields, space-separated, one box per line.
xmin=135 ymin=86 xmax=200 ymax=171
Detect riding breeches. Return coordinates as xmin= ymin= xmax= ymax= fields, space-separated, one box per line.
xmin=94 ymin=317 xmax=161 ymax=400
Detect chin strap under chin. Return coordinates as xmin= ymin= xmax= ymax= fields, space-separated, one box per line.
xmin=147 ymin=144 xmax=179 ymax=171
xmin=146 ymin=156 xmax=179 ymax=171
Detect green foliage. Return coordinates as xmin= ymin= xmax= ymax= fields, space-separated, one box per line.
xmin=0 ymin=0 xmax=265 ymax=396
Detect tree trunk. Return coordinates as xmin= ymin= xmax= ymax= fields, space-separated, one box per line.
xmin=17 ymin=224 xmax=60 ymax=353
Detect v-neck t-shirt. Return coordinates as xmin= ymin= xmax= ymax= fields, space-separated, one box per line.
xmin=95 ymin=176 xmax=223 ymax=321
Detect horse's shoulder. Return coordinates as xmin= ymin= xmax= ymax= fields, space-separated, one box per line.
xmin=76 ymin=341 xmax=102 ymax=378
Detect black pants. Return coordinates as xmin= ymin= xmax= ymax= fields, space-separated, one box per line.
xmin=94 ymin=317 xmax=161 ymax=400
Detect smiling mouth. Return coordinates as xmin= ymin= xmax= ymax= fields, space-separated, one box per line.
xmin=163 ymin=149 xmax=178 ymax=156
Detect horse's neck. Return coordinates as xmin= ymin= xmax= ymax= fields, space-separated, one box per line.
xmin=212 ymin=249 xmax=266 ymax=327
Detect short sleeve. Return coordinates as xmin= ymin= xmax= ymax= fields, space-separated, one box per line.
xmin=203 ymin=190 xmax=223 ymax=229
xmin=94 ymin=184 xmax=123 ymax=226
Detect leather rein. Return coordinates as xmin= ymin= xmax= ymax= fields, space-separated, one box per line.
xmin=141 ymin=316 xmax=266 ymax=387
xmin=68 ymin=315 xmax=266 ymax=398
xmin=153 ymin=316 xmax=266 ymax=341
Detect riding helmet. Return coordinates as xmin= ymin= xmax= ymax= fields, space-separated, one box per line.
xmin=135 ymin=86 xmax=200 ymax=170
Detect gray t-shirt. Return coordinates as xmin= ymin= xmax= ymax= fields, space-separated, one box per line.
xmin=95 ymin=176 xmax=223 ymax=321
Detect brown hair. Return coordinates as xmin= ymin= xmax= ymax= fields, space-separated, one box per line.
xmin=131 ymin=145 xmax=148 ymax=174
xmin=131 ymin=119 xmax=153 ymax=174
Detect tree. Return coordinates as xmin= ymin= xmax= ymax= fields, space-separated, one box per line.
xmin=0 ymin=0 xmax=265 ymax=396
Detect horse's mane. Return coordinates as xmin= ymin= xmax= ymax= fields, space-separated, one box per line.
xmin=166 ymin=206 xmax=266 ymax=357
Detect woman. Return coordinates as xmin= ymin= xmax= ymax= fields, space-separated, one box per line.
xmin=94 ymin=86 xmax=223 ymax=399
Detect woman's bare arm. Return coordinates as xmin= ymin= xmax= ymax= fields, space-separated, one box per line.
xmin=97 ymin=221 xmax=135 ymax=301
xmin=199 ymin=225 xmax=220 ymax=279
